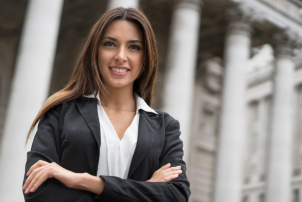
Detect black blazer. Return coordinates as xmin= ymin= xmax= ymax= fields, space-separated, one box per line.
xmin=23 ymin=97 xmax=190 ymax=202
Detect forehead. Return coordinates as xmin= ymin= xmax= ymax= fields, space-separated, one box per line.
xmin=103 ymin=20 xmax=143 ymax=40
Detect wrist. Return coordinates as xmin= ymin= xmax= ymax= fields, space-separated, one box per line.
xmin=76 ymin=173 xmax=89 ymax=189
xmin=76 ymin=173 xmax=105 ymax=195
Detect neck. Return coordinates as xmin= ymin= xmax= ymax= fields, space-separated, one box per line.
xmin=99 ymin=84 xmax=136 ymax=112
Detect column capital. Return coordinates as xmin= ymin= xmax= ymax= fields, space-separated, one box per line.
xmin=272 ymin=30 xmax=301 ymax=58
xmin=226 ymin=4 xmax=254 ymax=36
xmin=174 ymin=0 xmax=203 ymax=12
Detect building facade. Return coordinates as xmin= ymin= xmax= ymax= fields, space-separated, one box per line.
xmin=0 ymin=0 xmax=302 ymax=201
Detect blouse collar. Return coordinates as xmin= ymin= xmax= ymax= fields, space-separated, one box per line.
xmin=83 ymin=92 xmax=157 ymax=115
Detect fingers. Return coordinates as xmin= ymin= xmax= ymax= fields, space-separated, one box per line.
xmin=147 ymin=164 xmax=182 ymax=182
xmin=160 ymin=165 xmax=181 ymax=174
xmin=158 ymin=163 xmax=171 ymax=171
xmin=23 ymin=166 xmax=45 ymax=190
xmin=23 ymin=161 xmax=55 ymax=194
xmin=166 ymin=169 xmax=182 ymax=176
xmin=27 ymin=160 xmax=49 ymax=176
xmin=162 ymin=170 xmax=182 ymax=182
xmin=26 ymin=170 xmax=49 ymax=193
xmin=168 ymin=166 xmax=181 ymax=171
xmin=158 ymin=164 xmax=181 ymax=172
xmin=24 ymin=167 xmax=47 ymax=194
xmin=163 ymin=174 xmax=180 ymax=182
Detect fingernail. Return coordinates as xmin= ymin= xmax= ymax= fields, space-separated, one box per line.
xmin=30 ymin=188 xmax=34 ymax=192
xmin=167 ymin=163 xmax=171 ymax=166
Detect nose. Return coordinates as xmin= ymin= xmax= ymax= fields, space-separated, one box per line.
xmin=114 ymin=47 xmax=127 ymax=63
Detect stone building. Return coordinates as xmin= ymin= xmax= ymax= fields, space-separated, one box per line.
xmin=0 ymin=0 xmax=302 ymax=202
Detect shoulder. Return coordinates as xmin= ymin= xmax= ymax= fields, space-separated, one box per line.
xmin=44 ymin=96 xmax=97 ymax=120
xmin=154 ymin=109 xmax=180 ymax=130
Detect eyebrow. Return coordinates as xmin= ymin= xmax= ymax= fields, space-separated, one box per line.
xmin=102 ymin=36 xmax=143 ymax=44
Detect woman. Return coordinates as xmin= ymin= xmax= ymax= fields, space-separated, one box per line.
xmin=22 ymin=7 xmax=190 ymax=202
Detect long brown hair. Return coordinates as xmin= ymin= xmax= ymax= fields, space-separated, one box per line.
xmin=26 ymin=7 xmax=158 ymax=142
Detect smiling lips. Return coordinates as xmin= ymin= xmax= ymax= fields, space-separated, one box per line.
xmin=109 ymin=66 xmax=129 ymax=76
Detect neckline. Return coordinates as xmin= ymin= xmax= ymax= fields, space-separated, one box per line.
xmin=99 ymin=104 xmax=138 ymax=141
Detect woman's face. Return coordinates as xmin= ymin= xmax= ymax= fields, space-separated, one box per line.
xmin=98 ymin=20 xmax=144 ymax=90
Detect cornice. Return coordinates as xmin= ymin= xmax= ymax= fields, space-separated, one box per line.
xmin=229 ymin=0 xmax=302 ymax=34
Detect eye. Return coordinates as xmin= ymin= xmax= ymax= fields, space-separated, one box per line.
xmin=103 ymin=41 xmax=115 ymax=47
xmin=129 ymin=45 xmax=141 ymax=50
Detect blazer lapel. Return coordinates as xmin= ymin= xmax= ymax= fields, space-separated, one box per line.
xmin=127 ymin=110 xmax=163 ymax=178
xmin=76 ymin=98 xmax=101 ymax=147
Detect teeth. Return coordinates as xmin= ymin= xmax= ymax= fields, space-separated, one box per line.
xmin=111 ymin=68 xmax=127 ymax=73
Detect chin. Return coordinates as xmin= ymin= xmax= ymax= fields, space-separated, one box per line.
xmin=108 ymin=81 xmax=131 ymax=89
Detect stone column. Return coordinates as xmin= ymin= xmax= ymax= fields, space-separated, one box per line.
xmin=265 ymin=30 xmax=299 ymax=202
xmin=214 ymin=7 xmax=252 ymax=202
xmin=0 ymin=0 xmax=63 ymax=201
xmin=161 ymin=0 xmax=202 ymax=162
xmin=107 ymin=0 xmax=139 ymax=10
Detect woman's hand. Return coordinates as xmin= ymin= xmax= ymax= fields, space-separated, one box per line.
xmin=23 ymin=160 xmax=80 ymax=194
xmin=146 ymin=163 xmax=182 ymax=182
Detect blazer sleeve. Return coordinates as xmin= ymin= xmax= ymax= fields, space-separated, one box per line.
xmin=23 ymin=106 xmax=97 ymax=202
xmin=96 ymin=118 xmax=191 ymax=202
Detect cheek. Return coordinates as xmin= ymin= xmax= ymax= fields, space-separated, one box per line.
xmin=98 ymin=52 xmax=111 ymax=72
xmin=98 ymin=50 xmax=109 ymax=64
xmin=131 ymin=55 xmax=144 ymax=73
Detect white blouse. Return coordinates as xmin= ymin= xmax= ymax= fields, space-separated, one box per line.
xmin=84 ymin=93 xmax=157 ymax=179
